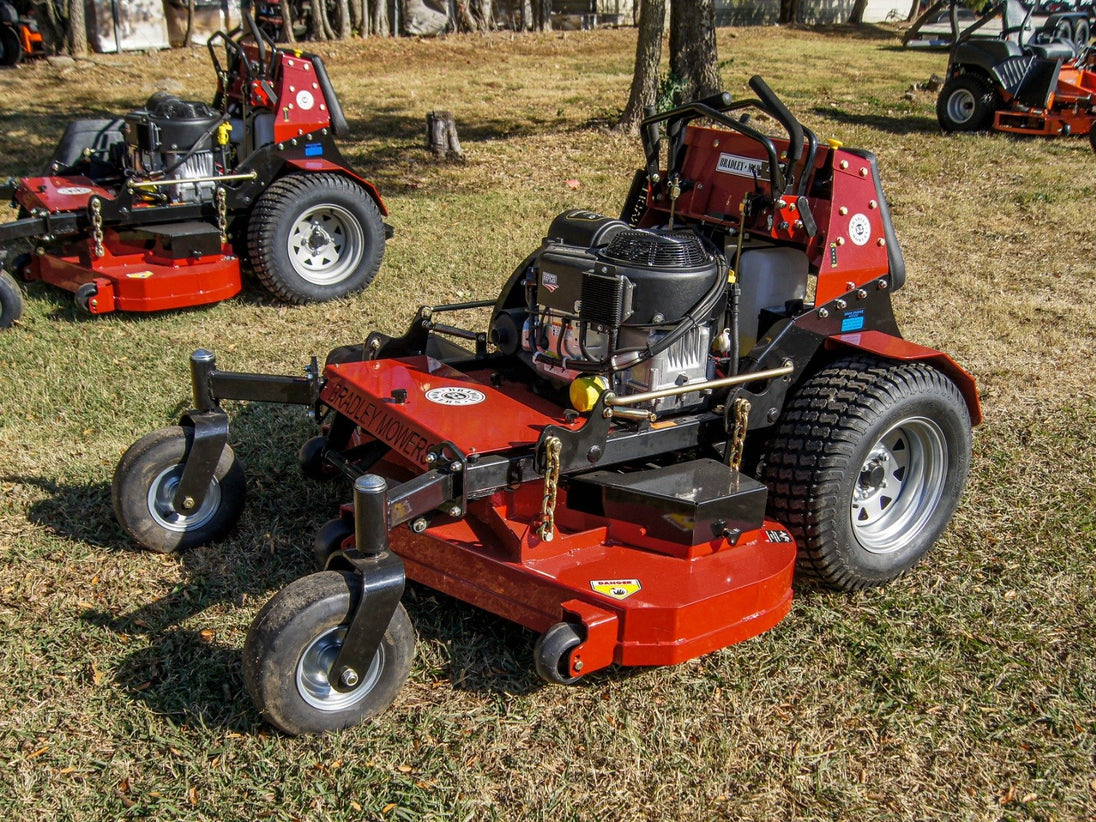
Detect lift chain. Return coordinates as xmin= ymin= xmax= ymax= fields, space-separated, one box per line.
xmin=537 ymin=436 xmax=562 ymax=542
xmin=727 ymin=397 xmax=751 ymax=472
xmin=216 ymin=187 xmax=228 ymax=246
xmin=90 ymin=198 xmax=105 ymax=259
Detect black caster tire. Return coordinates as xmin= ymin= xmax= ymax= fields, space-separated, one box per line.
xmin=0 ymin=270 xmax=23 ymax=329
xmin=298 ymin=435 xmax=337 ymax=482
xmin=313 ymin=516 xmax=353 ymax=569
xmin=0 ymin=26 xmax=21 ymax=67
xmin=112 ymin=426 xmax=247 ymax=553
xmin=534 ymin=621 xmax=584 ymax=685
xmin=242 ymin=571 xmax=415 ymax=736
xmin=74 ymin=282 xmax=98 ymax=315
xmin=248 ymin=172 xmax=385 ymax=305
xmin=937 ymin=74 xmax=998 ymax=133
xmin=762 ymin=357 xmax=973 ymax=591
xmin=1089 ymin=126 xmax=1096 ymax=154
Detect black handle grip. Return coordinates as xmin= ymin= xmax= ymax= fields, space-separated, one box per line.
xmin=692 ymin=91 xmax=735 ymax=112
xmin=748 ymin=76 xmax=803 ymax=164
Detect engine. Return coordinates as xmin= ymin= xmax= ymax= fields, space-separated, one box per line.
xmin=123 ymin=93 xmax=224 ymax=204
xmin=508 ymin=210 xmax=727 ymax=414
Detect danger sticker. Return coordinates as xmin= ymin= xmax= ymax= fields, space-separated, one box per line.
xmin=590 ymin=579 xmax=642 ymax=600
xmin=424 ymin=386 xmax=486 ymax=406
xmin=716 ymin=153 xmax=770 ymax=180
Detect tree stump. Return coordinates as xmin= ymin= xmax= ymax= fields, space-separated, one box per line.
xmin=426 ymin=111 xmax=465 ymax=161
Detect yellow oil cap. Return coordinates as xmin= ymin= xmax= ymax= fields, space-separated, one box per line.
xmin=826 ymin=138 xmax=843 ymax=149
xmin=216 ymin=121 xmax=233 ymax=146
xmin=570 ymin=375 xmax=609 ymax=412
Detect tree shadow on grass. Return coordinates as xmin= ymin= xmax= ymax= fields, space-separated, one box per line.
xmin=809 ymin=105 xmax=940 ymax=136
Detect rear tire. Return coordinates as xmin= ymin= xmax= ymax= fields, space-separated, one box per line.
xmin=1090 ymin=124 xmax=1096 ymax=153
xmin=0 ymin=270 xmax=23 ymax=330
xmin=248 ymin=172 xmax=385 ymax=305
xmin=112 ymin=426 xmax=246 ymax=553
xmin=937 ymin=74 xmax=998 ymax=133
xmin=762 ymin=357 xmax=973 ymax=591
xmin=243 ymin=571 xmax=415 ymax=736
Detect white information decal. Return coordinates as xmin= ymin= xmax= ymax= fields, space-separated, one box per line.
xmin=424 ymin=387 xmax=486 ymax=406
xmin=848 ymin=213 xmax=872 ymax=246
xmin=57 ymin=186 xmax=93 ymax=196
xmin=716 ymin=153 xmax=769 ymax=180
xmin=296 ymin=90 xmax=315 ymax=111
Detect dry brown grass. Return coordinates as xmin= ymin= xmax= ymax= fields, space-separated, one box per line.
xmin=1 ymin=23 xmax=1094 ymax=821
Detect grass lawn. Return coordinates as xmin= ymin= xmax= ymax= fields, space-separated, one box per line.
xmin=0 ymin=22 xmax=1094 ymax=821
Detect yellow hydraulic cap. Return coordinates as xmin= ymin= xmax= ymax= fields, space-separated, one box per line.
xmin=826 ymin=138 xmax=844 ymax=149
xmin=570 ymin=375 xmax=609 ymax=413
xmin=216 ymin=121 xmax=233 ymax=146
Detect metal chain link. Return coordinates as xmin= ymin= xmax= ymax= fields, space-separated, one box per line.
xmin=727 ymin=397 xmax=751 ymax=472
xmin=90 ymin=198 xmax=104 ymax=259
xmin=216 ymin=187 xmax=228 ymax=246
xmin=537 ymin=436 xmax=562 ymax=542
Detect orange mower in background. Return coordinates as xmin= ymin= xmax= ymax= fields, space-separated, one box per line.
xmin=937 ymin=0 xmax=1096 ymax=151
xmin=0 ymin=1 xmax=45 ymax=65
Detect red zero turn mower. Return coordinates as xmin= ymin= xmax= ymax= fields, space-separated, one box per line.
xmin=0 ymin=0 xmax=388 ymax=328
xmin=937 ymin=0 xmax=1096 ymax=148
xmin=114 ymin=77 xmax=982 ymax=735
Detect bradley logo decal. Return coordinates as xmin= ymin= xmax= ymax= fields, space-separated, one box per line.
xmin=324 ymin=382 xmax=431 ymax=463
xmin=424 ymin=386 xmax=486 ymax=406
xmin=716 ymin=153 xmax=770 ymax=180
xmin=591 ymin=579 xmax=642 ymax=600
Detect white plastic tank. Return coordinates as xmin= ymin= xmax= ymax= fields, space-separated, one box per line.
xmin=734 ymin=246 xmax=809 ymax=354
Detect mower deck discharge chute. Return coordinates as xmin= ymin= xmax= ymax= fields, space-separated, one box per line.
xmin=937 ymin=0 xmax=1096 ymax=144
xmin=0 ymin=0 xmax=389 ymax=327
xmin=114 ymin=77 xmax=981 ymax=735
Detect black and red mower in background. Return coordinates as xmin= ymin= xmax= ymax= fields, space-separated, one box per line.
xmin=937 ymin=0 xmax=1096 ymax=148
xmin=113 ymin=77 xmax=981 ymax=735
xmin=0 ymin=1 xmax=45 ymax=66
xmin=0 ymin=0 xmax=389 ymax=329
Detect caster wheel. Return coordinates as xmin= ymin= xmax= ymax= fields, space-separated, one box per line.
xmin=299 ymin=435 xmax=337 ymax=482
xmin=112 ymin=426 xmax=247 ymax=552
xmin=0 ymin=270 xmax=23 ymax=330
xmin=243 ymin=571 xmax=415 ymax=736
xmin=314 ymin=516 xmax=354 ymax=569
xmin=74 ymin=282 xmax=98 ymax=315
xmin=534 ymin=622 xmax=584 ymax=685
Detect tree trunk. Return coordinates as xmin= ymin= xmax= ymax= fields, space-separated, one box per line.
xmin=68 ymin=0 xmax=88 ymax=56
xmin=32 ymin=1 xmax=66 ymax=53
xmin=474 ymin=0 xmax=492 ymax=29
xmin=349 ymin=0 xmax=363 ymax=33
xmin=369 ymin=0 xmax=390 ymax=35
xmin=310 ymin=0 xmax=335 ymax=39
xmin=185 ymin=0 xmax=196 ymax=46
xmin=669 ymin=0 xmax=719 ymax=103
xmin=427 ymin=111 xmax=465 ymax=161
xmin=533 ymin=0 xmax=551 ymax=31
xmin=335 ymin=0 xmax=351 ymax=36
xmin=616 ymin=0 xmax=666 ymax=132
xmin=778 ymin=0 xmax=798 ymax=25
xmin=454 ymin=0 xmax=478 ymax=31
xmin=279 ymin=0 xmax=297 ymax=43
xmin=849 ymin=0 xmax=868 ymax=24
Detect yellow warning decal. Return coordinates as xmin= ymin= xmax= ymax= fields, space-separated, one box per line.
xmin=126 ymin=271 xmax=154 ymax=279
xmin=590 ymin=579 xmax=642 ymax=600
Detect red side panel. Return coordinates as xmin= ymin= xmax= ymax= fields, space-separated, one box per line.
xmin=271 ymin=53 xmax=335 ymax=142
xmin=15 ymin=176 xmax=114 ymax=213
xmin=826 ymin=329 xmax=982 ymax=425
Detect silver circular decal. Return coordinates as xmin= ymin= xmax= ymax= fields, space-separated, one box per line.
xmin=296 ymin=90 xmax=315 ymax=111
xmin=848 ymin=213 xmax=872 ymax=246
xmin=57 ymin=186 xmax=93 ymax=196
xmin=425 ymin=386 xmax=486 ymax=406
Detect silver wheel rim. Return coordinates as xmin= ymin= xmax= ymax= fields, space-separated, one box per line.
xmin=296 ymin=625 xmax=383 ymax=712
xmin=286 ymin=204 xmax=364 ymax=286
xmin=147 ymin=465 xmax=222 ymax=533
xmin=850 ymin=416 xmax=948 ymax=555
xmin=946 ymin=88 xmax=976 ymax=125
